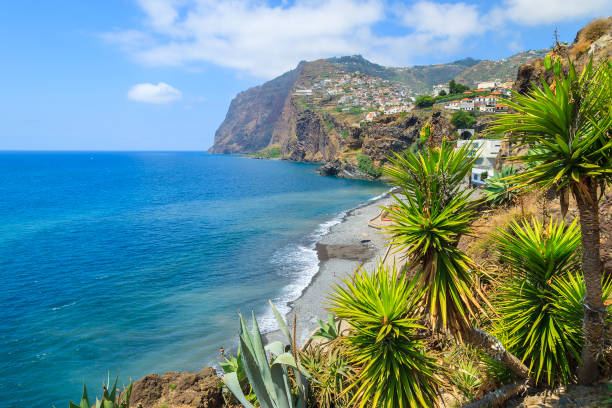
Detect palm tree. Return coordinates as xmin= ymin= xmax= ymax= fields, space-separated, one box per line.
xmin=487 ymin=57 xmax=612 ymax=384
xmin=383 ymin=141 xmax=530 ymax=384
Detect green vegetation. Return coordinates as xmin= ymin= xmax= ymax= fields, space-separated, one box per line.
xmin=483 ymin=166 xmax=519 ymax=206
xmin=449 ymin=79 xmax=470 ymax=94
xmin=222 ymin=301 xmax=309 ymax=408
xmin=356 ymin=154 xmax=381 ymax=178
xmin=450 ymin=110 xmax=476 ymax=129
xmin=252 ymin=145 xmax=282 ymax=159
xmin=488 ymin=57 xmax=612 ymax=383
xmin=329 ymin=263 xmax=441 ymax=408
xmin=415 ymin=95 xmax=435 ymax=108
xmin=493 ymin=218 xmax=612 ymax=385
xmin=383 ymin=141 xmax=482 ymax=336
xmin=340 ymin=129 xmax=349 ymax=140
xmin=168 ymin=383 xmax=176 ymax=390
xmin=69 ymin=376 xmax=132 ymax=408
xmin=348 ymin=107 xmax=362 ymax=115
xmin=300 ymin=346 xmax=353 ymax=408
xmin=311 ymin=313 xmax=341 ymax=342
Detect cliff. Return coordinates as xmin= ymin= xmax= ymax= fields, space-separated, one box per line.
xmin=209 ymin=52 xmax=545 ymax=164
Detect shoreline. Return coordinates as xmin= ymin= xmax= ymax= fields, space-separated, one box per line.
xmin=264 ymin=191 xmax=393 ymax=346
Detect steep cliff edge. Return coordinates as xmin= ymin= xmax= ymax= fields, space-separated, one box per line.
xmin=209 ymin=63 xmax=303 ymax=154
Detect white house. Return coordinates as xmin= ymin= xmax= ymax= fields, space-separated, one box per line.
xmin=459 ymin=98 xmax=474 ymax=111
xmin=477 ymin=81 xmax=497 ymax=90
xmin=456 ymin=139 xmax=502 ymax=186
xmin=294 ymin=88 xmax=313 ymax=96
xmin=432 ymin=84 xmax=450 ymax=96
xmin=444 ymin=100 xmax=461 ymax=110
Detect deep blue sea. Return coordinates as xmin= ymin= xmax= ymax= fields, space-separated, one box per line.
xmin=0 ymin=152 xmax=388 ymax=408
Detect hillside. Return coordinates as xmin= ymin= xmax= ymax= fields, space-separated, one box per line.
xmin=453 ymin=49 xmax=549 ymax=88
xmin=208 ymin=50 xmax=547 ymax=165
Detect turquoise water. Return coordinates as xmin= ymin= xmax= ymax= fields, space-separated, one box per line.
xmin=0 ymin=152 xmax=388 ymax=407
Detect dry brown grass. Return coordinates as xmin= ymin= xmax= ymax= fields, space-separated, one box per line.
xmin=577 ymin=17 xmax=612 ymax=44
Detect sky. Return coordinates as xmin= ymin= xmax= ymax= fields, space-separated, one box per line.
xmin=0 ymin=1 xmax=610 ymax=151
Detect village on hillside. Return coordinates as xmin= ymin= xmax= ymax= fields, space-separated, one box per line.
xmin=293 ymin=70 xmax=515 ymax=123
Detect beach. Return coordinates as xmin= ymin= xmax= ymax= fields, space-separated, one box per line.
xmin=265 ymin=193 xmax=395 ymax=346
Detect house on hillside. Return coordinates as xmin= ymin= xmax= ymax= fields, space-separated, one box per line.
xmin=477 ymin=81 xmax=497 ymax=90
xmin=456 ymin=139 xmax=502 ymax=186
xmin=432 ymin=84 xmax=450 ymax=96
xmin=460 ymin=98 xmax=474 ymax=111
xmin=444 ymin=100 xmax=460 ymax=110
xmin=365 ymin=111 xmax=378 ymax=121
xmin=293 ymin=88 xmax=313 ymax=96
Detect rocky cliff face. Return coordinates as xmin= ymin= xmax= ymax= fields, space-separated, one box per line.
xmin=209 ymin=64 xmax=303 ymax=154
xmin=209 ymin=52 xmax=546 ymax=162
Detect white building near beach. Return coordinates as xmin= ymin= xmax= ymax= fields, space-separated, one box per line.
xmin=456 ymin=139 xmax=502 ymax=186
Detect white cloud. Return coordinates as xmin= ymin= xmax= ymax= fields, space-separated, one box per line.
xmin=501 ymin=0 xmax=612 ymax=26
xmin=127 ymin=82 xmax=182 ymax=103
xmin=106 ymin=0 xmax=612 ymax=79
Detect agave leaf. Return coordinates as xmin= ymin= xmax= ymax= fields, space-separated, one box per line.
xmin=265 ymin=341 xmax=285 ymax=357
xmin=269 ymin=300 xmax=292 ymax=346
xmin=223 ymin=372 xmax=255 ymax=408
xmin=239 ymin=332 xmax=274 ymax=408
xmin=270 ymin=363 xmax=292 ymax=408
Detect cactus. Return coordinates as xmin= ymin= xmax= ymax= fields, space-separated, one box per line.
xmin=68 ymin=375 xmax=132 ymax=408
xmin=222 ymin=301 xmax=309 ymax=408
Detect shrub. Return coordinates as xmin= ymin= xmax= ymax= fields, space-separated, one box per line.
xmin=450 ymin=110 xmax=476 ymax=129
xmin=415 ymin=95 xmax=435 ymax=107
xmin=483 ymin=167 xmax=519 ymax=206
xmin=329 ymin=263 xmax=441 ymax=408
xmin=357 ymin=153 xmax=381 ymax=177
xmin=300 ymin=345 xmax=353 ymax=408
xmin=493 ymin=218 xmax=612 ymax=385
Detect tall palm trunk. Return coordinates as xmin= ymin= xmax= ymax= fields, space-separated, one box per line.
xmin=574 ymin=178 xmax=606 ymax=384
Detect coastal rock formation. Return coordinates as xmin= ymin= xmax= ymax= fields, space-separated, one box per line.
xmin=209 ymin=52 xmax=545 ymax=165
xmin=130 ymin=367 xmax=223 ymax=408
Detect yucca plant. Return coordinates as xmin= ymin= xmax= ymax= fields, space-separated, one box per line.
xmin=493 ymin=218 xmax=612 ymax=385
xmin=328 ymin=262 xmax=441 ymax=408
xmin=69 ymin=375 xmax=132 ymax=408
xmin=222 ymin=301 xmax=309 ymax=408
xmin=383 ymin=140 xmax=483 ymax=337
xmin=487 ymin=57 xmax=612 ymax=383
xmin=383 ymin=141 xmax=530 ymax=383
xmin=483 ymin=166 xmax=519 ymax=206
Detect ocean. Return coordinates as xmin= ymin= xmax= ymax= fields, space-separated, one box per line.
xmin=0 ymin=152 xmax=388 ymax=408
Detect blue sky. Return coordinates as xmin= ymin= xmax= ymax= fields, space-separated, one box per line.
xmin=0 ymin=1 xmax=610 ymax=151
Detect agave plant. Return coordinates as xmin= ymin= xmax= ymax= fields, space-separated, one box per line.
xmin=487 ymin=57 xmax=612 ymax=383
xmin=493 ymin=218 xmax=612 ymax=385
xmin=69 ymin=375 xmax=132 ymax=408
xmin=310 ymin=313 xmax=341 ymax=342
xmin=328 ymin=262 xmax=441 ymax=408
xmin=222 ymin=301 xmax=309 ymax=408
xmin=483 ymin=166 xmax=519 ymax=206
